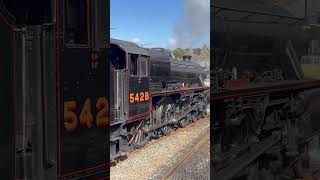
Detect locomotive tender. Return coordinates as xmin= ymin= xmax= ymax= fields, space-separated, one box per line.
xmin=1 ymin=0 xmax=109 ymax=179
xmin=0 ymin=0 xmax=208 ymax=178
xmin=212 ymin=0 xmax=320 ymax=179
xmin=110 ymin=38 xmax=209 ymax=161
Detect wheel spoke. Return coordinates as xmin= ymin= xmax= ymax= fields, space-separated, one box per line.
xmin=132 ymin=127 xmax=150 ymax=149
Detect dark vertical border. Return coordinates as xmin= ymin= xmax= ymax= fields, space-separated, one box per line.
xmin=55 ymin=0 xmax=61 ymax=176
xmin=0 ymin=4 xmax=16 ymax=180
xmin=12 ymin=22 xmax=15 ymax=180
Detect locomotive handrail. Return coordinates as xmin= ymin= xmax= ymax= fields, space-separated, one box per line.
xmin=40 ymin=24 xmax=55 ymax=170
xmin=212 ymin=5 xmax=304 ymax=25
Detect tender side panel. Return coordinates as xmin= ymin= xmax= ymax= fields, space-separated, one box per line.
xmin=57 ymin=0 xmax=109 ymax=178
xmin=59 ymin=48 xmax=109 ymax=178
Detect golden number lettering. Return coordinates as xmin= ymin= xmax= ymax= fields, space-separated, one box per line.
xmin=129 ymin=92 xmax=150 ymax=103
xmin=96 ymin=97 xmax=110 ymax=127
xmin=135 ymin=93 xmax=140 ymax=102
xmin=145 ymin=92 xmax=149 ymax=101
xmin=63 ymin=96 xmax=110 ymax=132
xmin=79 ymin=98 xmax=94 ymax=128
xmin=129 ymin=93 xmax=135 ymax=103
xmin=64 ymin=101 xmax=78 ymax=133
xmin=140 ymin=92 xmax=145 ymax=102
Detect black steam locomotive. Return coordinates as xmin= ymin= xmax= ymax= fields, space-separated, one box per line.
xmin=1 ymin=0 xmax=109 ymax=179
xmin=212 ymin=0 xmax=320 ymax=179
xmin=0 ymin=0 xmax=208 ymax=179
xmin=110 ymin=39 xmax=209 ymax=161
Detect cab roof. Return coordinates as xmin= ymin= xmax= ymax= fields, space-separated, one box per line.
xmin=110 ymin=38 xmax=149 ymax=56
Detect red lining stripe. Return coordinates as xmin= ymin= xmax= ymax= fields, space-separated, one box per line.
xmin=0 ymin=7 xmax=15 ymax=29
xmin=60 ymin=163 xmax=109 ymax=178
xmin=212 ymin=81 xmax=320 ymax=101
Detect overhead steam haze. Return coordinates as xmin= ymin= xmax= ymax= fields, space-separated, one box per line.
xmin=170 ymin=0 xmax=210 ymax=49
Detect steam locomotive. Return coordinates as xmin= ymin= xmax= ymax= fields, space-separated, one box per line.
xmin=212 ymin=0 xmax=320 ymax=179
xmin=1 ymin=0 xmax=109 ymax=179
xmin=0 ymin=0 xmax=208 ymax=179
xmin=110 ymin=39 xmax=209 ymax=161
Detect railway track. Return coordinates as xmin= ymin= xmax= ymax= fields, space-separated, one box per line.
xmin=161 ymin=132 xmax=210 ymax=180
xmin=111 ymin=118 xmax=210 ymax=180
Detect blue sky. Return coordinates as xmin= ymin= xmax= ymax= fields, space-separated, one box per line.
xmin=110 ymin=0 xmax=210 ymax=49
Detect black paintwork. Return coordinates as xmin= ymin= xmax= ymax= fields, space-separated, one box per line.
xmin=148 ymin=48 xmax=206 ymax=91
xmin=0 ymin=0 xmax=110 ymax=179
xmin=129 ymin=75 xmax=150 ymax=117
xmin=110 ymin=40 xmax=206 ymax=120
xmin=59 ymin=48 xmax=109 ymax=175
xmin=0 ymin=6 xmax=14 ymax=180
xmin=2 ymin=0 xmax=52 ymax=24
xmin=110 ymin=39 xmax=151 ymax=118
xmin=58 ymin=1 xmax=109 ymax=176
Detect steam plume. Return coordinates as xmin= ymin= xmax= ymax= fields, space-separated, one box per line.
xmin=171 ymin=0 xmax=210 ymax=49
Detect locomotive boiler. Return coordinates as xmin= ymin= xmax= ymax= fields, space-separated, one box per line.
xmin=110 ymin=39 xmax=209 ymax=160
xmin=212 ymin=0 xmax=320 ymax=179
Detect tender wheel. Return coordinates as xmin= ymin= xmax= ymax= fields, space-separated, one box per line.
xmin=131 ymin=128 xmax=150 ymax=149
xmin=161 ymin=125 xmax=173 ymax=136
xmin=178 ymin=118 xmax=188 ymax=128
xmin=179 ymin=114 xmax=191 ymax=128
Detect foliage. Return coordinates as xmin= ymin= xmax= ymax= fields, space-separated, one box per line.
xmin=172 ymin=48 xmax=184 ymax=58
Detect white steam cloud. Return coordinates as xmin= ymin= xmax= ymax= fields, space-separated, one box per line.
xmin=171 ymin=0 xmax=210 ymax=49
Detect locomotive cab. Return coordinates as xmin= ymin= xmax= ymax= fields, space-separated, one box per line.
xmin=110 ymin=39 xmax=150 ymax=122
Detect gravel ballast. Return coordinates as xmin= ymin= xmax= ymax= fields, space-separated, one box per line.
xmin=111 ymin=117 xmax=210 ymax=180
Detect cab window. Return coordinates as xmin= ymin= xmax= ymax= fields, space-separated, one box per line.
xmin=139 ymin=56 xmax=148 ymax=77
xmin=64 ymin=0 xmax=89 ymax=45
xmin=130 ymin=54 xmax=149 ymax=77
xmin=130 ymin=54 xmax=138 ymax=76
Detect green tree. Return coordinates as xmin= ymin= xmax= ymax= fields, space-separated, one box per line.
xmin=193 ymin=48 xmax=201 ymax=55
xmin=172 ymin=48 xmax=184 ymax=59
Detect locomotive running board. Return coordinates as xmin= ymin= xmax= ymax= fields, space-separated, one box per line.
xmin=151 ymin=87 xmax=209 ymax=97
xmin=212 ymin=134 xmax=281 ymax=180
xmin=212 ymin=79 xmax=320 ymax=101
